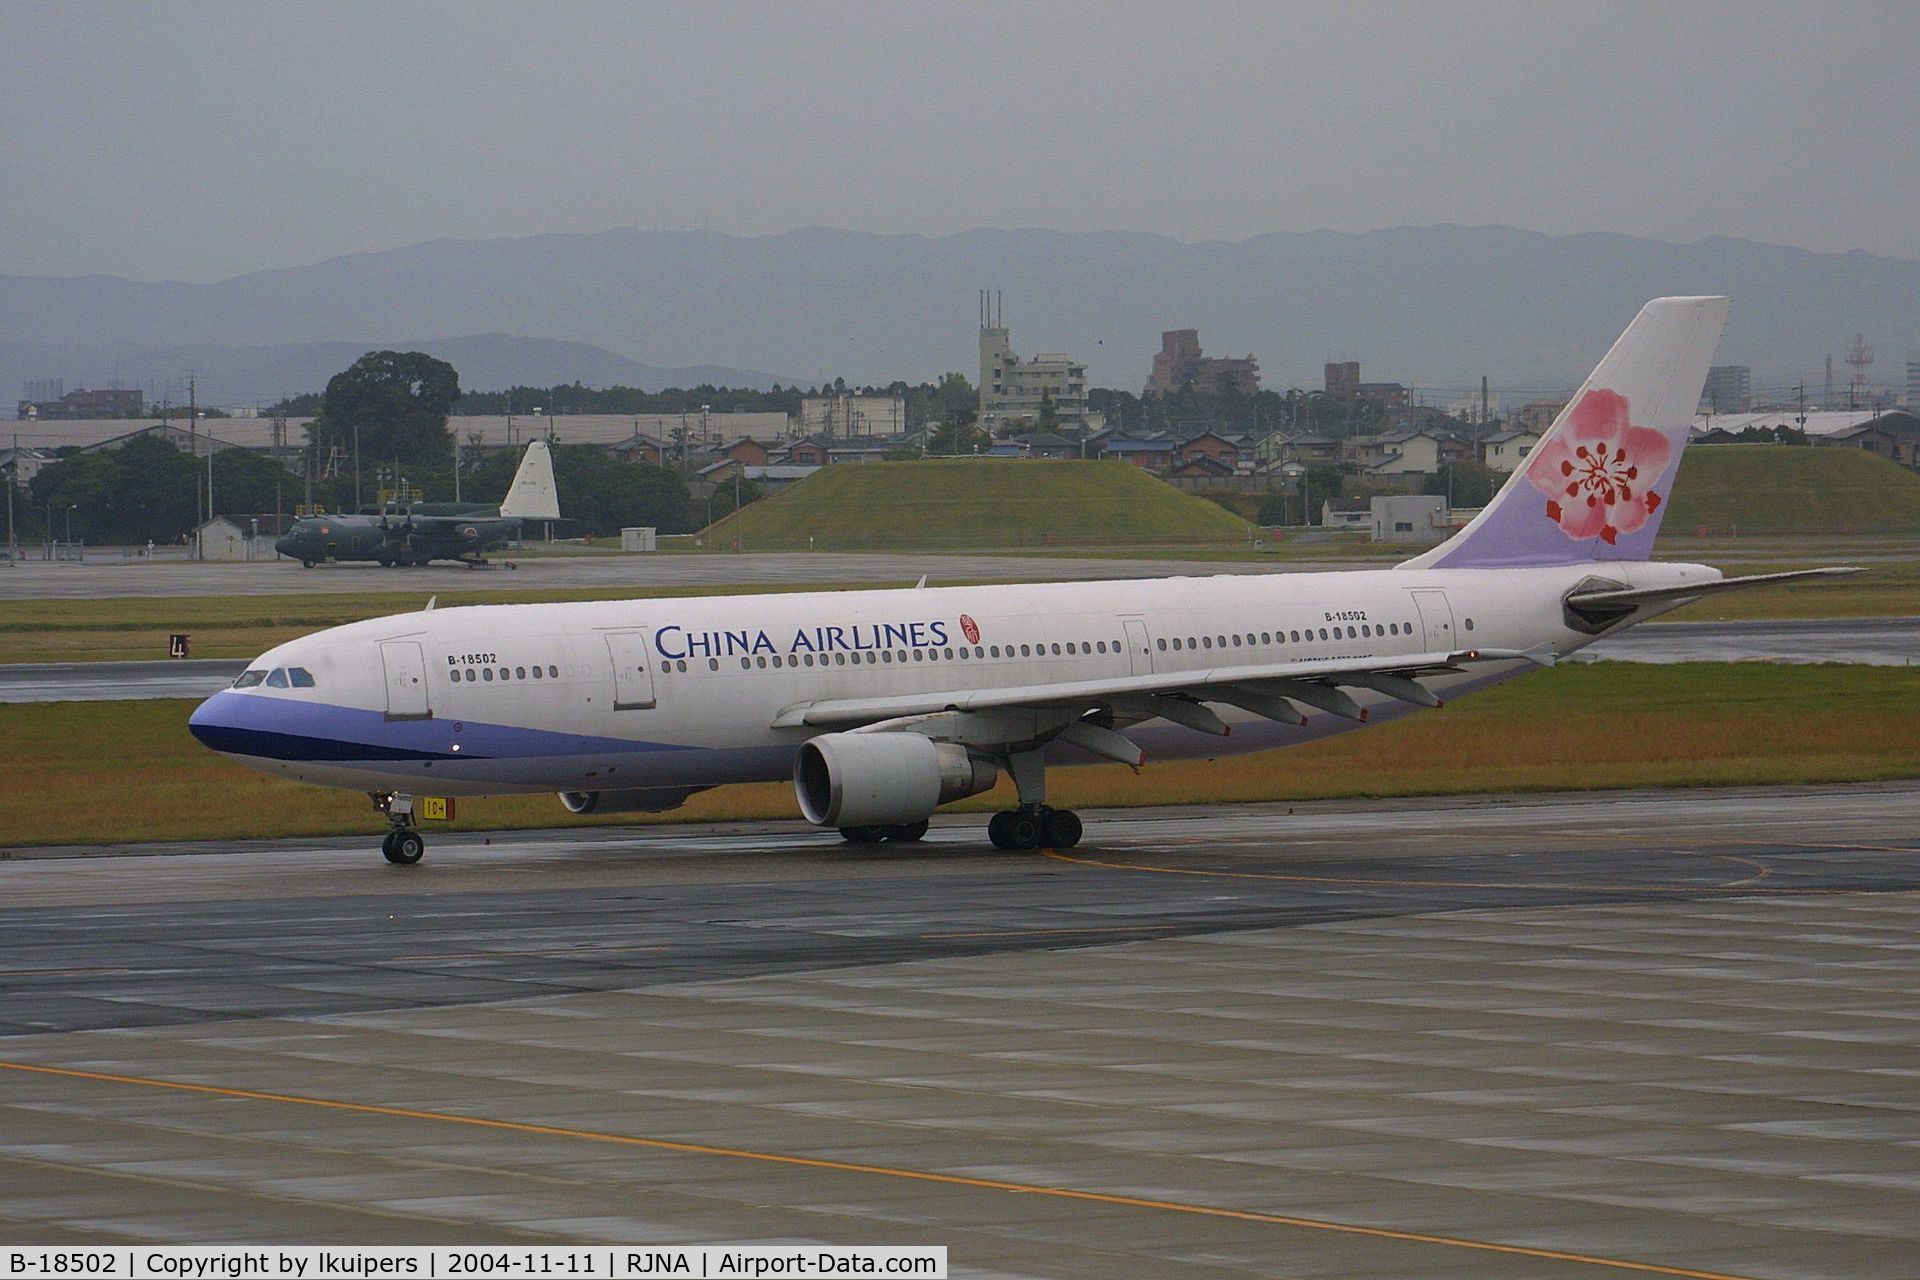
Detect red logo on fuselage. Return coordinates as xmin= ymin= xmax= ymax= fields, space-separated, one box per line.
xmin=959 ymin=614 xmax=980 ymax=644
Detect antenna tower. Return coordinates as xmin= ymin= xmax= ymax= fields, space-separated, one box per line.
xmin=1845 ymin=334 xmax=1874 ymax=410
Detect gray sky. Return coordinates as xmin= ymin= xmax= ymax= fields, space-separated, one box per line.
xmin=6 ymin=1 xmax=1919 ymax=281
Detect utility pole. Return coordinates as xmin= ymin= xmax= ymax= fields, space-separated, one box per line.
xmin=188 ymin=374 xmax=201 ymax=549
xmin=1481 ymin=375 xmax=1490 ymax=426
xmin=1795 ymin=383 xmax=1808 ymax=436
xmin=4 ymin=429 xmax=16 ymax=567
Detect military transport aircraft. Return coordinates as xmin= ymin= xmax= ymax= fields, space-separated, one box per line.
xmin=274 ymin=440 xmax=560 ymax=568
xmin=193 ymin=298 xmax=1853 ymax=863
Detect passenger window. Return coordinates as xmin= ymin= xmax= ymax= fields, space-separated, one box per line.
xmin=549 ymin=665 xmax=559 ymax=677
xmin=1290 ymin=630 xmax=1300 ymax=643
xmin=709 ymin=658 xmax=720 ymax=671
xmin=944 ymin=648 xmax=955 ymax=660
xmin=1050 ymin=643 xmax=1061 ymax=656
xmin=233 ymin=670 xmax=266 ymax=688
xmin=1202 ymin=636 xmax=1213 ymax=649
xmin=1261 ymin=632 xmax=1271 ymax=645
xmin=1465 ymin=618 xmax=1475 ymax=631
xmin=1232 ymin=635 xmax=1243 ymax=647
xmin=289 ymin=667 xmax=316 ymax=687
xmin=531 ymin=666 xmax=543 ymax=679
xmin=1020 ymin=644 xmax=1031 ymax=657
xmin=516 ymin=666 xmax=526 ymax=679
xmin=975 ymin=646 xmax=984 ymax=658
xmin=265 ymin=668 xmax=289 ymax=688
xmin=483 ymin=668 xmax=494 ymax=681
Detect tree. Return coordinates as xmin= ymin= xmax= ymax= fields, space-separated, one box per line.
xmin=308 ymin=352 xmax=461 ymax=491
xmin=210 ymin=448 xmax=302 ymax=519
xmin=29 ymin=435 xmax=199 ymax=544
xmin=1037 ymin=389 xmax=1059 ymax=432
xmin=1422 ymin=461 xmax=1499 ymax=508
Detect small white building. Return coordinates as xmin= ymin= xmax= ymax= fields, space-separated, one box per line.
xmin=195 ymin=516 xmax=270 ymax=561
xmin=1369 ymin=495 xmax=1448 ymax=544
xmin=619 ymin=527 xmax=659 ymax=553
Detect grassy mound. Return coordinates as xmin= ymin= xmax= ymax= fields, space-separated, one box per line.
xmin=1662 ymin=445 xmax=1920 ymax=537
xmin=705 ymin=459 xmax=1251 ymax=550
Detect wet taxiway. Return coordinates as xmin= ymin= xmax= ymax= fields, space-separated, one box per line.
xmin=3 ymin=786 xmax=1919 ymax=1277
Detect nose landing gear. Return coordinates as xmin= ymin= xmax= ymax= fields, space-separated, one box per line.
xmin=371 ymin=792 xmax=426 ymax=865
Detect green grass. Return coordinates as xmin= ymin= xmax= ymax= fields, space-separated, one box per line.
xmin=705 ymin=458 xmax=1253 ymax=550
xmin=8 ymin=663 xmax=1920 ymax=848
xmin=1662 ymin=445 xmax=1920 ymax=537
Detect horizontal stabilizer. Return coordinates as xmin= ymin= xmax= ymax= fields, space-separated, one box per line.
xmin=1566 ymin=567 xmax=1860 ymax=610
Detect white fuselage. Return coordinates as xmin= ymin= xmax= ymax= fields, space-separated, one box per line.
xmin=189 ymin=561 xmax=1715 ymax=798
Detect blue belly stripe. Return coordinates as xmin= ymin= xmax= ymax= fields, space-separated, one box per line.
xmin=188 ymin=692 xmax=678 ymax=763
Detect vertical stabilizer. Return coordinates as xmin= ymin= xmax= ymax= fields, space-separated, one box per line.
xmin=1402 ymin=296 xmax=1729 ymax=569
xmin=498 ymin=440 xmax=561 ymax=521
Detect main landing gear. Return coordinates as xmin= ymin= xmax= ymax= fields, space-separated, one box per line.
xmin=986 ymin=747 xmax=1083 ymax=849
xmin=372 ymin=792 xmax=425 ymax=865
xmin=987 ymin=806 xmax=1082 ymax=850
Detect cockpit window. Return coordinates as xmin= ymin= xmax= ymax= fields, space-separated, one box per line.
xmin=288 ymin=667 xmax=316 ymax=688
xmin=265 ymin=668 xmax=290 ymax=688
xmin=233 ymin=670 xmax=267 ymax=688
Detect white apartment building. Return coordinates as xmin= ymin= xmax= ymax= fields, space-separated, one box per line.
xmin=979 ymin=324 xmax=1089 ymax=433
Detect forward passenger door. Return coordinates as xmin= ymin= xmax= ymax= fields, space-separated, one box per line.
xmin=604 ymin=630 xmax=658 ymax=709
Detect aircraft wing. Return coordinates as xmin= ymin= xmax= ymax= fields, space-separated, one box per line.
xmin=772 ymin=646 xmax=1550 ymax=753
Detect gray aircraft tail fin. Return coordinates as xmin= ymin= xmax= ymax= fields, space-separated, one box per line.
xmin=498 ymin=440 xmax=561 ymax=521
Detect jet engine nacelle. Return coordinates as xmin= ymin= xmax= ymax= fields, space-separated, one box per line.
xmin=794 ymin=732 xmax=998 ymax=828
xmin=558 ymin=786 xmax=706 ymax=815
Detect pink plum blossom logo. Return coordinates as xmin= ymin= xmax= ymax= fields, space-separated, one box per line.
xmin=1523 ymin=388 xmax=1670 ymax=545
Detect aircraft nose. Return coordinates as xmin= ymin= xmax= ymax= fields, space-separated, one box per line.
xmin=188 ymin=690 xmax=259 ymax=757
xmin=274 ymin=534 xmax=296 ymax=556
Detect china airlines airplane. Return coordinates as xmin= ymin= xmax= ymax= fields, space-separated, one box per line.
xmin=189 ymin=297 xmax=1849 ymax=863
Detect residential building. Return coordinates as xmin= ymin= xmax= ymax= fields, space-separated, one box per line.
xmin=1324 ymin=361 xmax=1360 ymax=402
xmin=1702 ymin=365 xmax=1752 ymax=413
xmin=0 ymin=445 xmax=55 ymax=486
xmin=1144 ymin=330 xmax=1260 ymax=398
xmin=798 ymin=394 xmax=907 ymax=440
xmin=1174 ymin=431 xmax=1242 ymax=468
xmin=16 ymin=388 xmax=143 ymax=420
xmin=1012 ymin=432 xmax=1078 ymax=459
xmin=1516 ymin=399 xmax=1568 ymax=433
xmin=1480 ymin=429 xmax=1542 ymax=473
xmin=1357 ymin=382 xmax=1410 ymax=412
xmin=1096 ymin=435 xmax=1177 ymax=471
xmin=980 ymin=318 xmax=1089 ymax=433
xmin=1362 ymin=429 xmax=1446 ymax=476
xmin=1908 ymin=350 xmax=1920 ymax=410
xmin=1814 ymin=411 xmax=1920 ymax=467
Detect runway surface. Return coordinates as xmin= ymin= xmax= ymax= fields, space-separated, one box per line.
xmin=4 ymin=786 xmax=1919 ymax=1277
xmin=4 ymin=617 xmax=1913 ymax=703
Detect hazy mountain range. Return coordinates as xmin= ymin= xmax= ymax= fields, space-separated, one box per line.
xmin=4 ymin=224 xmax=1916 ymax=407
